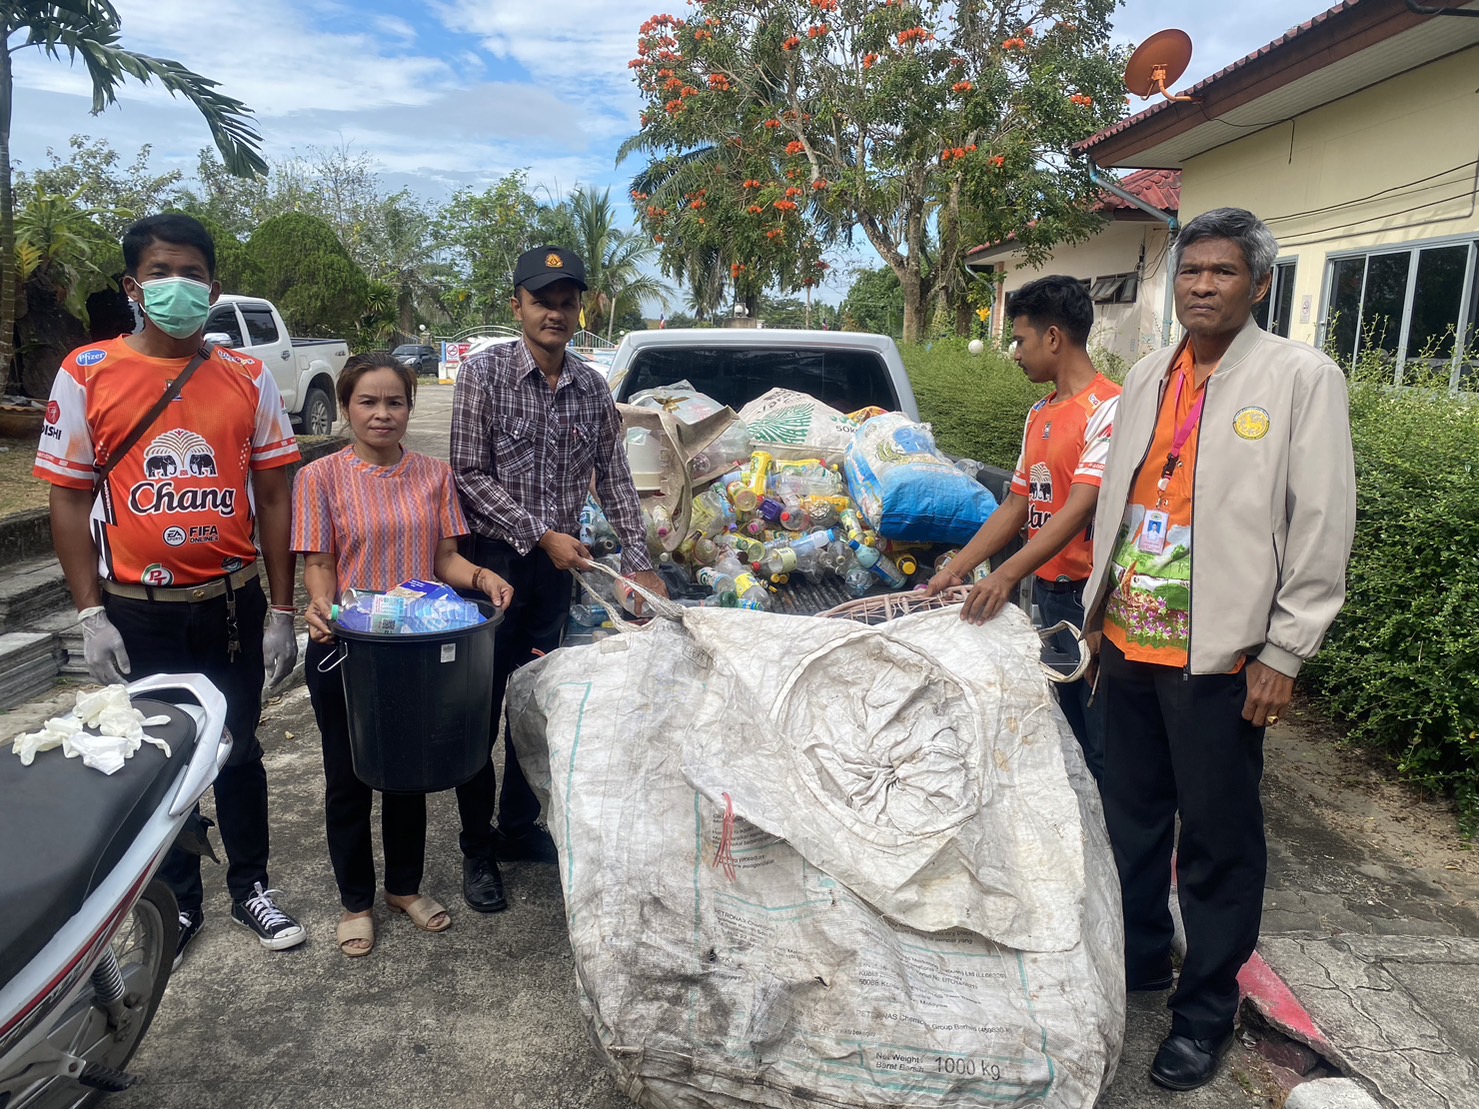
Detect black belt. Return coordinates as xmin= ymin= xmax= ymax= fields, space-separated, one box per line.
xmin=1036 ymin=577 xmax=1087 ymax=594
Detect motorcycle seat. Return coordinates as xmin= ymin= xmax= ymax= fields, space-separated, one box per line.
xmin=0 ymin=699 xmax=198 ymax=995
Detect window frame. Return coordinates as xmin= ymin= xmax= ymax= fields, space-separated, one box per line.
xmin=204 ymin=304 xmax=245 ymax=347
xmin=238 ymin=305 xmax=282 ymax=348
xmin=1319 ymin=234 xmax=1479 ymax=390
xmin=1088 ymin=272 xmax=1138 ymax=305
xmin=1253 ymin=259 xmax=1298 ymax=338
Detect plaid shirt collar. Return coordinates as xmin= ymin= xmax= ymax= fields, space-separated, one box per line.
xmin=500 ymin=337 xmax=598 ymax=396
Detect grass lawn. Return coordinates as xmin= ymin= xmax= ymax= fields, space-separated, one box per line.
xmin=0 ymin=439 xmax=48 ymax=518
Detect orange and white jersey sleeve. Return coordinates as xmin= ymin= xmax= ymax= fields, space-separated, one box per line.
xmin=33 ymin=358 xmax=99 ymax=491
xmin=247 ymin=360 xmax=299 ymax=470
xmin=1073 ymin=394 xmax=1119 ymax=487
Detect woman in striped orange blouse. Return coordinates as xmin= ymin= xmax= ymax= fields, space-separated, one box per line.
xmin=291 ymin=352 xmax=512 ymax=957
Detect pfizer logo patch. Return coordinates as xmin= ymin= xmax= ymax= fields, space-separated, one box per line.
xmin=45 ymin=400 xmax=60 ymax=424
xmin=76 ymin=349 xmax=107 ymax=367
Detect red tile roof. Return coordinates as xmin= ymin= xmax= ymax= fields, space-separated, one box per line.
xmin=1091 ymin=168 xmax=1181 ymax=213
xmin=1075 ymin=1 xmax=1359 ymax=156
xmin=965 ymin=169 xmax=1179 ymax=258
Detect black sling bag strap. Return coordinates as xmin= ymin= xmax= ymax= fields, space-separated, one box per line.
xmin=92 ymin=341 xmax=215 ymax=491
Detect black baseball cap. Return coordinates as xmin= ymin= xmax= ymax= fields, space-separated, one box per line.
xmin=513 ymin=245 xmax=587 ymax=293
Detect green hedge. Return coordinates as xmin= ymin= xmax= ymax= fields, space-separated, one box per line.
xmin=910 ymin=345 xmax=1479 ymax=835
xmin=1303 ymin=379 xmax=1479 ymax=836
xmin=904 ymin=338 xmax=1047 ymax=468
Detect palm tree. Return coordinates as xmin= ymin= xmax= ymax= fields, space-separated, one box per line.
xmin=566 ymin=187 xmax=670 ymax=341
xmin=2 ymin=1 xmax=266 ymax=391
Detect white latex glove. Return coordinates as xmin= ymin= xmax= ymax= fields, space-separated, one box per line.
xmin=263 ymin=609 xmax=298 ymax=688
xmin=79 ymin=607 xmax=131 ymax=686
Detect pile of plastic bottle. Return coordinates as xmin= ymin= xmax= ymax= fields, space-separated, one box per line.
xmin=333 ymin=580 xmax=487 ymax=635
xmin=574 ymin=449 xmax=992 ymax=620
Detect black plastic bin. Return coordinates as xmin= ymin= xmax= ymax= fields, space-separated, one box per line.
xmin=332 ymin=601 xmax=503 ymax=793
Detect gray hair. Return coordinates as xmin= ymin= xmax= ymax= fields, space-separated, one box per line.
xmin=1173 ymin=208 xmax=1280 ymax=287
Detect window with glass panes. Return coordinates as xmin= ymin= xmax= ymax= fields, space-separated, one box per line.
xmin=1253 ymin=260 xmax=1297 ymax=338
xmin=1321 ymin=239 xmax=1479 ymax=388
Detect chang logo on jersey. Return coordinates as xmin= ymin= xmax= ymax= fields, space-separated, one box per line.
xmin=1026 ymin=461 xmax=1055 ymax=530
xmin=216 ymin=349 xmax=251 ymax=366
xmin=130 ymin=428 xmax=233 ymax=516
xmin=76 ymin=349 xmax=108 ymax=367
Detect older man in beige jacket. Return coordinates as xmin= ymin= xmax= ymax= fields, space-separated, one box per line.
xmin=1084 ymin=207 xmax=1356 ymax=1092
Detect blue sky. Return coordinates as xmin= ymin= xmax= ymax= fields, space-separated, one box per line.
xmin=8 ymin=0 xmax=1313 ymax=302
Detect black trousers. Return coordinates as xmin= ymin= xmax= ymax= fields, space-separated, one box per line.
xmin=1033 ymin=579 xmax=1104 ymax=783
xmin=104 ymin=577 xmax=271 ymax=909
xmin=455 ymin=537 xmax=572 ymax=859
xmin=305 ymin=637 xmax=427 ymax=913
xmin=1100 ymin=638 xmax=1267 ymax=1040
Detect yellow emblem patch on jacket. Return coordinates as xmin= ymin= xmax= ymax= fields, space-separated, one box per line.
xmin=1233 ymin=406 xmax=1270 ymax=441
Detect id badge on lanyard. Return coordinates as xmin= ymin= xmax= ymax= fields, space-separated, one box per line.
xmin=1136 ymin=372 xmax=1204 ymax=555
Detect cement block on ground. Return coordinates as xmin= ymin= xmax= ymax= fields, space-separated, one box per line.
xmin=1285 ymin=1078 xmax=1384 ymax=1109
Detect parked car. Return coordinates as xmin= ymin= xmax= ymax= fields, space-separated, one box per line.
xmin=204 ymin=296 xmax=349 ymax=436
xmin=605 ymin=328 xmax=919 ymax=418
xmin=392 ymin=343 xmax=439 ymax=376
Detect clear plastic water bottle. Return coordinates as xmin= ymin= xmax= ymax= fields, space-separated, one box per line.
xmin=850 ymin=539 xmax=908 ymax=590
xmin=570 ymin=603 xmax=608 ymax=627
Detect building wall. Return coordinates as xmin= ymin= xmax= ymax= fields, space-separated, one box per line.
xmin=1177 ymin=46 xmax=1479 ymax=354
xmin=979 ymin=221 xmax=1175 ymax=365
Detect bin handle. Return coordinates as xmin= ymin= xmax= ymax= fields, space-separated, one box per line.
xmin=575 ymin=560 xmax=685 ymax=626
xmin=317 ymin=645 xmax=346 ymax=674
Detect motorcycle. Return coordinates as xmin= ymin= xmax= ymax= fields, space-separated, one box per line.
xmin=0 ymin=674 xmax=230 ymax=1108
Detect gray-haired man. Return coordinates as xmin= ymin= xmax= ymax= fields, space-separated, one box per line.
xmin=1082 ymin=208 xmax=1356 ymax=1090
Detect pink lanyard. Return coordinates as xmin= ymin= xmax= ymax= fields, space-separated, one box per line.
xmin=1157 ymin=370 xmax=1205 ymax=495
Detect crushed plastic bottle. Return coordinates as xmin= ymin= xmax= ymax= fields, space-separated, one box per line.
xmin=733 ymin=450 xmax=774 ymax=512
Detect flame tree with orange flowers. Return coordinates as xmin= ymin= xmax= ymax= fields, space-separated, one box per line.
xmin=621 ymin=0 xmax=1127 ymax=342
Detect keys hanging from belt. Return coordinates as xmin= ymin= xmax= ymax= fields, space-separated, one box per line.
xmin=223 ymin=572 xmax=242 ymax=661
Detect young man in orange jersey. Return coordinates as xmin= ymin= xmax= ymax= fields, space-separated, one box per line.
xmin=35 ymin=213 xmax=307 ymax=966
xmin=926 ymin=274 xmax=1120 ymax=780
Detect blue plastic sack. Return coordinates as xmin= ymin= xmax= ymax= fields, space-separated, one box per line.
xmin=844 ymin=414 xmax=998 ymax=543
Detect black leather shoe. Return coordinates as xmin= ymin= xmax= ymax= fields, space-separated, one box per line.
xmin=492 ymin=824 xmax=559 ymax=864
xmin=1150 ymin=1031 xmax=1235 ymax=1091
xmin=462 ymin=856 xmax=508 ymax=913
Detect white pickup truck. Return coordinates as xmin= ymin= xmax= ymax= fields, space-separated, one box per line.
xmin=606 ymin=328 xmax=920 ymax=419
xmin=204 ymin=295 xmax=349 ymax=435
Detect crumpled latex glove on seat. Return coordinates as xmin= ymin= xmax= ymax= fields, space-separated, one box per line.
xmin=11 ymin=685 xmax=173 ymax=775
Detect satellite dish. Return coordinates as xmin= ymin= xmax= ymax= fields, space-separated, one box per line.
xmin=1124 ymin=29 xmax=1197 ymax=103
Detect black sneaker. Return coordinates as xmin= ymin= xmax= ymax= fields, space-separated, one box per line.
xmin=173 ymin=908 xmax=205 ymax=971
xmin=231 ymin=883 xmax=307 ymax=951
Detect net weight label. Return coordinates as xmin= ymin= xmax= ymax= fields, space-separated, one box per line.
xmin=440 ymin=643 xmax=456 ymax=663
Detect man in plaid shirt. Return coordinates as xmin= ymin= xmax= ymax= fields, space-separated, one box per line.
xmin=451 ymin=245 xmax=665 ymax=911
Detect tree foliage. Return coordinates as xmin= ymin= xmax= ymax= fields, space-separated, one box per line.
xmin=840 ymin=264 xmax=904 ymax=335
xmin=245 ymin=212 xmax=368 ymax=338
xmin=624 ymin=0 xmax=1127 ymax=342
xmin=2 ymin=0 xmax=265 ymax=389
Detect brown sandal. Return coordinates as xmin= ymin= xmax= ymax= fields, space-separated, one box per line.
xmin=336 ymin=913 xmax=374 ymax=957
xmin=386 ymin=894 xmax=451 ymax=933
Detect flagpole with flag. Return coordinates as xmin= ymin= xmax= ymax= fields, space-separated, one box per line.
xmin=658 ymin=311 xmax=666 ymax=330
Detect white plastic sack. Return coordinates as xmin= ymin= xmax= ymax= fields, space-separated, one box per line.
xmin=508 ymin=605 xmax=1124 ymax=1109
xmin=845 ymin=413 xmax=999 ymax=544
xmin=738 ymin=388 xmax=857 ymax=465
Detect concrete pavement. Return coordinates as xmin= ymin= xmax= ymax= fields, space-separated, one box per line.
xmin=105 ymin=679 xmax=1280 ymax=1109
